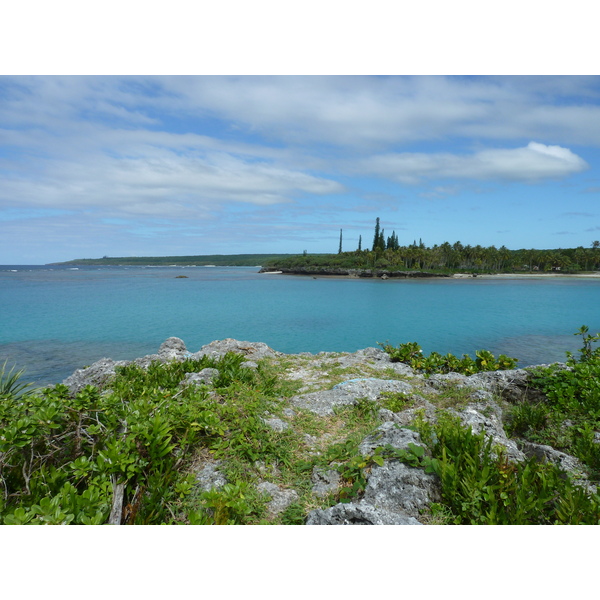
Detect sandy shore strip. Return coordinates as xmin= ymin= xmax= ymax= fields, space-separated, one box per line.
xmin=471 ymin=272 xmax=600 ymax=279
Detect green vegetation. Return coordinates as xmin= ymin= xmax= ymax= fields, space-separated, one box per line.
xmin=380 ymin=341 xmax=518 ymax=374
xmin=263 ymin=219 xmax=600 ymax=274
xmin=2 ymin=326 xmax=600 ymax=525
xmin=51 ymin=254 xmax=296 ymax=267
xmin=505 ymin=326 xmax=600 ymax=481
xmin=0 ymin=353 xmax=301 ymax=524
xmin=410 ymin=413 xmax=600 ymax=524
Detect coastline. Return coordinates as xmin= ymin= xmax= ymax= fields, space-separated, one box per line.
xmin=474 ymin=272 xmax=600 ymax=279
xmin=260 ymin=266 xmax=600 ymax=280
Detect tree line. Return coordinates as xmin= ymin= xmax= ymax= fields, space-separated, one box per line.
xmin=309 ymin=219 xmax=600 ymax=273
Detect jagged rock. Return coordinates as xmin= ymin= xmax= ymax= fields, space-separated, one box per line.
xmin=256 ymin=482 xmax=299 ymax=515
xmin=192 ymin=338 xmax=280 ymax=361
xmin=519 ymin=441 xmax=589 ymax=480
xmin=465 ymin=367 xmax=566 ymax=403
xmin=241 ymin=361 xmax=259 ymax=370
xmin=159 ymin=336 xmax=188 ymax=358
xmin=262 ymin=417 xmax=290 ymax=432
xmin=182 ymin=368 xmax=220 ymax=386
xmin=311 ymin=467 xmax=341 ymax=497
xmin=452 ymin=401 xmax=526 ymax=463
xmin=195 ymin=462 xmax=227 ymax=492
xmin=290 ymin=378 xmax=415 ymax=416
xmin=359 ymin=421 xmax=426 ymax=456
xmin=378 ymin=399 xmax=438 ymax=428
xmin=306 ymin=500 xmax=421 ymax=525
xmin=361 ymin=461 xmax=442 ymax=518
xmin=62 ymin=357 xmax=128 ymax=395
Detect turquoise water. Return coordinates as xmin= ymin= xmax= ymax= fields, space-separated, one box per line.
xmin=2 ymin=265 xmax=600 ymax=386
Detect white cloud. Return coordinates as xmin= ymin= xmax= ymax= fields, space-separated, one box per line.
xmin=359 ymin=142 xmax=589 ymax=184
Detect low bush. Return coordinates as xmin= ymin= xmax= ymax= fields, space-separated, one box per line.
xmin=380 ymin=341 xmax=518 ymax=375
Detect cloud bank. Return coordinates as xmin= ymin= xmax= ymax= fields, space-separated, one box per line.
xmin=359 ymin=142 xmax=589 ymax=184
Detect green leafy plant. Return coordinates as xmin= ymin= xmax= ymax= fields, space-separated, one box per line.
xmin=410 ymin=412 xmax=600 ymax=524
xmin=0 ymin=361 xmax=34 ymax=399
xmin=379 ymin=342 xmax=518 ymax=375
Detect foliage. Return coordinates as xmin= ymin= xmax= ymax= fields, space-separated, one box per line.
xmin=57 ymin=254 xmax=296 ymax=267
xmin=0 ymin=361 xmax=35 ymax=399
xmin=0 ymin=352 xmax=292 ymax=525
xmin=379 ymin=341 xmax=518 ymax=375
xmin=264 ymin=220 xmax=600 ymax=274
xmin=409 ymin=413 xmax=600 ymax=524
xmin=513 ymin=325 xmax=600 ymax=479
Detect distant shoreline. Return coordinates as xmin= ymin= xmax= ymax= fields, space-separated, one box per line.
xmin=474 ymin=272 xmax=600 ymax=279
xmin=259 ymin=266 xmax=600 ymax=280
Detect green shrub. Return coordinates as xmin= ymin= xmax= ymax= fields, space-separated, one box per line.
xmin=0 ymin=352 xmax=291 ymax=525
xmin=410 ymin=413 xmax=600 ymax=524
xmin=380 ymin=342 xmax=518 ymax=375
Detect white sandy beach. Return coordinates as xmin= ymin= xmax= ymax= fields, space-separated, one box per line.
xmin=472 ymin=272 xmax=600 ymax=279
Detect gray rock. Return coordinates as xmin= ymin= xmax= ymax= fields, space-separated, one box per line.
xmin=311 ymin=467 xmax=341 ymax=497
xmin=195 ymin=462 xmax=227 ymax=492
xmin=359 ymin=422 xmax=425 ymax=456
xmin=262 ymin=417 xmax=290 ymax=432
xmin=182 ymin=368 xmax=219 ymax=386
xmin=133 ymin=337 xmax=191 ymax=369
xmin=306 ymin=500 xmax=421 ymax=525
xmin=362 ymin=461 xmax=442 ymax=518
xmin=465 ymin=367 xmax=563 ymax=403
xmin=256 ymin=481 xmax=299 ymax=515
xmin=62 ymin=357 xmax=128 ymax=395
xmin=290 ymin=378 xmax=415 ymax=416
xmin=378 ymin=399 xmax=438 ymax=428
xmin=519 ymin=441 xmax=588 ymax=478
xmin=241 ymin=361 xmax=259 ymax=370
xmin=192 ymin=338 xmax=280 ymax=361
xmin=454 ymin=402 xmax=526 ymax=463
xmin=158 ymin=336 xmax=188 ymax=359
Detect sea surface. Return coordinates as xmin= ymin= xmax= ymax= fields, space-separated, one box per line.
xmin=2 ymin=264 xmax=600 ymax=387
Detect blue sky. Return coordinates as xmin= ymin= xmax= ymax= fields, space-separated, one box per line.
xmin=2 ymin=75 xmax=600 ymax=264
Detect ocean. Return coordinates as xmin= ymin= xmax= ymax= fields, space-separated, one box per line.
xmin=2 ymin=264 xmax=599 ymax=387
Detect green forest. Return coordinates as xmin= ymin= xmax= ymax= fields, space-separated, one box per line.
xmin=53 ymin=254 xmax=296 ymax=267
xmin=265 ymin=219 xmax=600 ymax=274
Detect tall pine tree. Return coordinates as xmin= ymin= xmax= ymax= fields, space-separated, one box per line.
xmin=373 ymin=218 xmax=380 ymax=251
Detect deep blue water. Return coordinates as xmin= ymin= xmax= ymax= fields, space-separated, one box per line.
xmin=2 ymin=265 xmax=600 ymax=386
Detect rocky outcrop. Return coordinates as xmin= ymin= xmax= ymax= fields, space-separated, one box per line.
xmin=61 ymin=337 xmax=279 ymax=395
xmin=290 ymin=378 xmax=415 ymax=416
xmin=59 ymin=336 xmax=596 ymax=525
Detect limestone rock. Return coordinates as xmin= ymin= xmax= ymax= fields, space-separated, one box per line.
xmin=453 ymin=401 xmax=526 ymax=463
xmin=182 ymin=368 xmax=219 ymax=386
xmin=195 ymin=462 xmax=227 ymax=492
xmin=256 ymin=481 xmax=299 ymax=515
xmin=262 ymin=417 xmax=290 ymax=432
xmin=359 ymin=421 xmax=426 ymax=456
xmin=62 ymin=358 xmax=128 ymax=395
xmin=290 ymin=378 xmax=415 ymax=416
xmin=306 ymin=501 xmax=421 ymax=525
xmin=192 ymin=338 xmax=280 ymax=361
xmin=311 ymin=467 xmax=341 ymax=497
xmin=362 ymin=461 xmax=442 ymax=518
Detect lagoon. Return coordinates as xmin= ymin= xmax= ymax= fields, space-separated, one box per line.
xmin=2 ymin=264 xmax=599 ymax=387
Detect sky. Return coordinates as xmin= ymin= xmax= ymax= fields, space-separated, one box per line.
xmin=1 ymin=0 xmax=600 ymax=265
xmin=2 ymin=74 xmax=600 ymax=264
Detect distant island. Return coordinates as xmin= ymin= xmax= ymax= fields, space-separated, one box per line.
xmin=49 ymin=254 xmax=297 ymax=267
xmin=50 ymin=218 xmax=600 ymax=276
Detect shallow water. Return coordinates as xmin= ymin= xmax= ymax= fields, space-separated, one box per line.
xmin=2 ymin=265 xmax=599 ymax=386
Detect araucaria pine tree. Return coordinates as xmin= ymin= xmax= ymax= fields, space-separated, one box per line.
xmin=373 ymin=218 xmax=380 ymax=251
xmin=338 ymin=229 xmax=343 ymax=254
